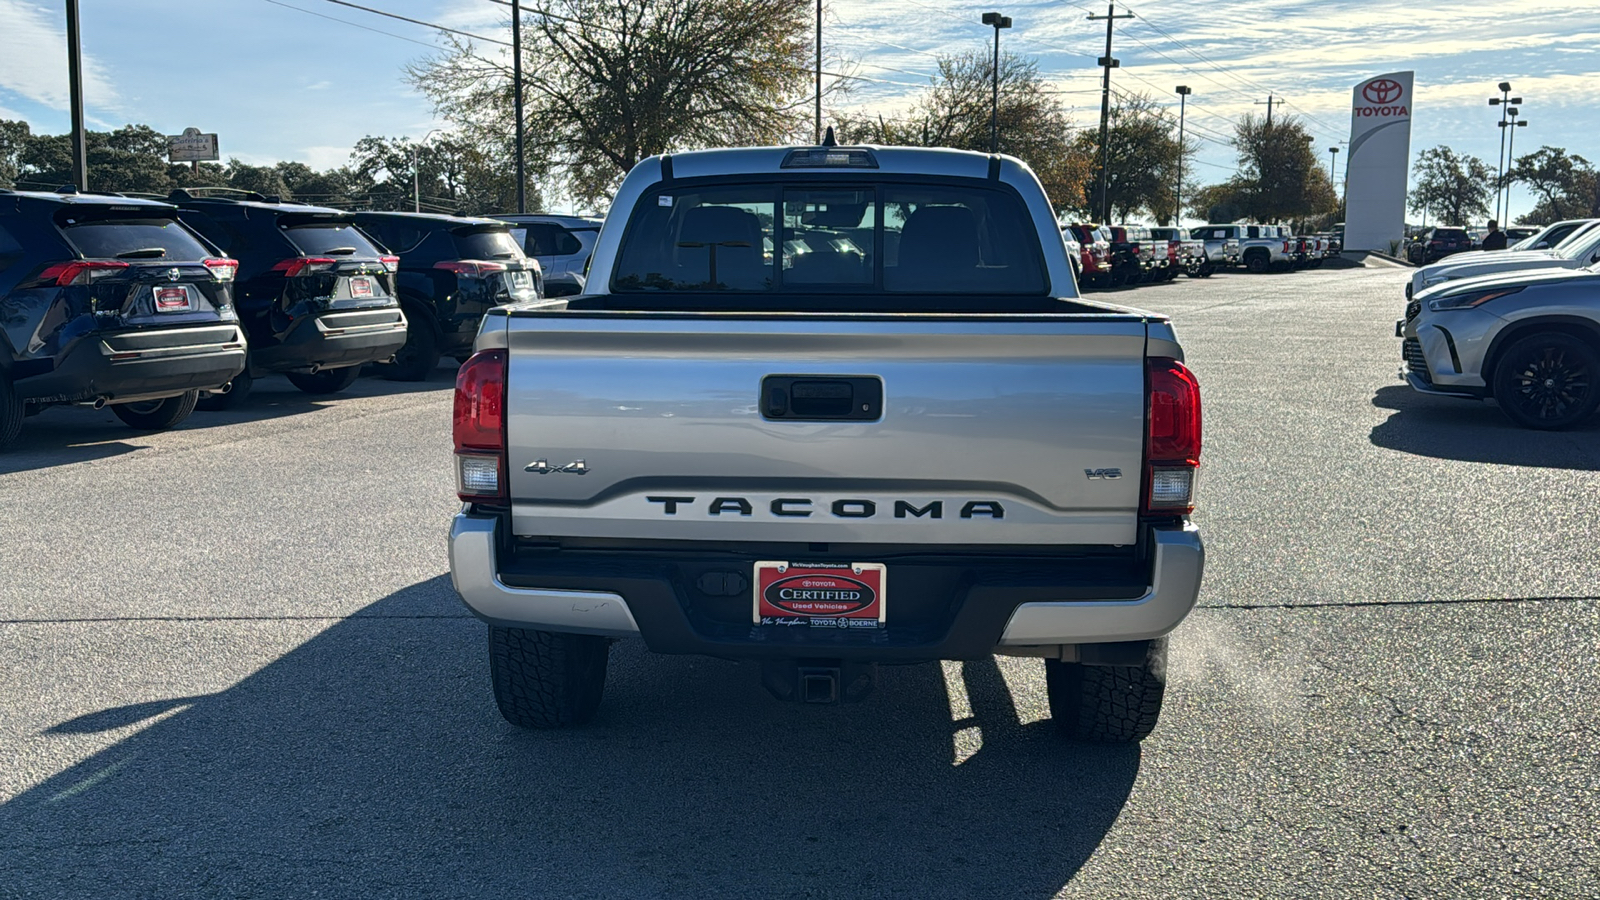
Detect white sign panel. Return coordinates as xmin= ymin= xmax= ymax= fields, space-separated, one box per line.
xmin=167 ymin=127 xmax=219 ymax=163
xmin=1344 ymin=72 xmax=1414 ymax=254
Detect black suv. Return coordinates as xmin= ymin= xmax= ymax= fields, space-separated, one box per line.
xmin=0 ymin=189 xmax=247 ymax=448
xmin=168 ymin=190 xmax=407 ymax=407
xmin=351 ymin=212 xmax=542 ymax=380
xmin=1408 ymin=226 xmax=1472 ymax=265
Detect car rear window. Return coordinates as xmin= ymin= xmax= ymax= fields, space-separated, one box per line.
xmin=514 ymin=223 xmax=584 ymax=257
xmin=60 ymin=216 xmax=213 ymax=261
xmin=452 ymin=228 xmax=523 ymax=260
xmin=1433 ymin=229 xmax=1467 ymax=240
xmin=611 ymin=181 xmax=1046 ymax=296
xmin=282 ymin=221 xmax=384 ymax=257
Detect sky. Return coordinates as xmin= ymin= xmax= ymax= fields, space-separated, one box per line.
xmin=2 ymin=0 xmax=1596 ymax=221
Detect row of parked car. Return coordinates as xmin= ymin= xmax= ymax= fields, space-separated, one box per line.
xmin=0 ymin=186 xmax=603 ymax=448
xmin=1059 ymin=222 xmax=1342 ymax=290
xmin=1399 ymin=216 xmax=1600 ymax=430
xmin=1404 ymin=225 xmax=1541 ymax=265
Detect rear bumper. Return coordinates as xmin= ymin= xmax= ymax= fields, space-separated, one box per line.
xmin=252 ymin=308 xmax=408 ymax=373
xmin=15 ymin=324 xmax=247 ymax=405
xmin=448 ymin=511 xmax=1205 ymax=660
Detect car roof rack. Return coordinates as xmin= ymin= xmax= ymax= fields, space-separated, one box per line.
xmin=168 ymin=187 xmax=269 ymax=203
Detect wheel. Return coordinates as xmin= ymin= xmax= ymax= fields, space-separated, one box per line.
xmin=196 ymin=367 xmax=253 ymax=411
xmin=286 ymin=365 xmax=361 ymax=395
xmin=1045 ymin=637 xmax=1168 ymax=743
xmin=1244 ymin=252 xmax=1269 ymax=274
xmin=111 ymin=391 xmax=198 ymax=430
xmin=488 ymin=626 xmax=609 ymax=728
xmin=1491 ymin=333 xmax=1600 ymax=430
xmin=0 ymin=372 xmax=22 ymax=450
xmin=383 ymin=310 xmax=440 ymax=382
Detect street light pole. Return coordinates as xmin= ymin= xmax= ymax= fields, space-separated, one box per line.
xmin=513 ymin=0 xmax=526 ymax=213
xmin=1174 ymin=86 xmax=1191 ymax=226
xmin=815 ymin=0 xmax=823 ymax=144
xmin=1488 ymin=82 xmax=1519 ymax=222
xmin=1503 ymin=112 xmax=1527 ymax=222
xmin=1328 ymin=146 xmax=1339 ymax=182
xmin=65 ymin=0 xmax=88 ymax=191
xmin=981 ymin=12 xmax=1012 ymax=155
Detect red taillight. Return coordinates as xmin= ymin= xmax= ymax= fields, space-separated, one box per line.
xmin=1143 ymin=357 xmax=1201 ymax=515
xmin=270 ymin=257 xmax=337 ymax=277
xmin=435 ymin=260 xmax=508 ymax=277
xmin=453 ymin=349 xmax=508 ymax=502
xmin=38 ymin=260 xmax=128 ymax=286
xmin=380 ymin=255 xmax=400 ymax=274
xmin=203 ymin=258 xmax=238 ymax=282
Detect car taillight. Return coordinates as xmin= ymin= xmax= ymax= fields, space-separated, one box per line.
xmin=38 ymin=259 xmax=129 ymax=286
xmin=454 ymin=349 xmax=508 ymax=503
xmin=1143 ymin=357 xmax=1201 ymax=516
xmin=203 ymin=258 xmax=238 ymax=282
xmin=270 ymin=257 xmax=337 ymax=277
xmin=435 ymin=260 xmax=508 ymax=277
xmin=380 ymin=255 xmax=400 ymax=274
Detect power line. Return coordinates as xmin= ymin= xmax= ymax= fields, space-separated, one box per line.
xmin=316 ymin=0 xmax=510 ymax=45
xmin=259 ymin=0 xmax=441 ymax=47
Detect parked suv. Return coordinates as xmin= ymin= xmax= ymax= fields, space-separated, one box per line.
xmin=1408 ymin=227 xmax=1472 ymax=265
xmin=353 ymin=212 xmax=543 ymax=380
xmin=0 ymin=189 xmax=246 ymax=448
xmin=492 ymin=214 xmax=602 ymax=297
xmin=170 ymin=190 xmax=407 ymax=406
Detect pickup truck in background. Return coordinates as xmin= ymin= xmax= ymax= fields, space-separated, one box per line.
xmin=1066 ymin=223 xmax=1113 ymax=289
xmin=1236 ymin=224 xmax=1294 ymax=274
xmin=1149 ymin=226 xmax=1206 ymax=279
xmin=1188 ymin=225 xmax=1242 ymax=273
xmin=448 ymin=144 xmax=1206 ymax=744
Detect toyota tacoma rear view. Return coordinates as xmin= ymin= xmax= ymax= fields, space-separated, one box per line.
xmin=447 ymin=143 xmax=1206 ymax=743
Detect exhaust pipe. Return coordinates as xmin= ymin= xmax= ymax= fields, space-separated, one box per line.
xmin=92 ymin=397 xmax=108 ymax=410
xmin=307 ymin=363 xmax=322 ymax=374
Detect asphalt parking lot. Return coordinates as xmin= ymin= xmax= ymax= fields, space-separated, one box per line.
xmin=2 ymin=265 xmax=1596 ymax=899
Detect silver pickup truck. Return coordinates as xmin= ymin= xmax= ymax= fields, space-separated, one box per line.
xmin=448 ymin=144 xmax=1206 ymax=743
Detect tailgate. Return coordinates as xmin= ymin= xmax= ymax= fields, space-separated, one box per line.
xmin=502 ymin=313 xmax=1150 ymax=545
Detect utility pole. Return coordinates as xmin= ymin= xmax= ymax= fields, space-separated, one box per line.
xmin=65 ymin=0 xmax=88 ymax=191
xmin=1088 ymin=2 xmax=1131 ymax=224
xmin=513 ymin=0 xmax=526 ymax=213
xmin=1502 ymin=111 xmax=1527 ymax=222
xmin=815 ymin=0 xmax=823 ymax=144
xmin=1175 ymin=86 xmax=1191 ymax=226
xmin=1255 ymin=94 xmax=1278 ymax=128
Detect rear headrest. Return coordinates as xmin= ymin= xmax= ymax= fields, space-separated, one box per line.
xmin=680 ymin=205 xmax=760 ymax=247
xmin=898 ymin=206 xmax=980 ymax=269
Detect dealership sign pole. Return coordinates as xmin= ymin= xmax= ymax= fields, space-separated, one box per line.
xmin=1343 ymin=72 xmax=1414 ymax=255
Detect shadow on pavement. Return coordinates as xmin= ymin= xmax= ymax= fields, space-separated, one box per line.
xmin=0 ymin=578 xmax=1139 ymax=899
xmin=0 ymin=371 xmax=453 ymax=476
xmin=1369 ymin=385 xmax=1600 ymax=470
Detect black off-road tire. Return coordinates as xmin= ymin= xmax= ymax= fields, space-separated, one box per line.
xmin=1244 ymin=251 xmax=1270 ymax=274
xmin=1045 ymin=637 xmax=1168 ymax=743
xmin=196 ymin=368 xmax=252 ymax=411
xmin=111 ymin=391 xmax=199 ymax=430
xmin=488 ymin=626 xmax=610 ymax=728
xmin=286 ymin=365 xmax=361 ymax=395
xmin=0 ymin=373 xmax=23 ymax=450
xmin=1491 ymin=332 xmax=1600 ymax=430
xmin=382 ymin=307 xmax=441 ymax=382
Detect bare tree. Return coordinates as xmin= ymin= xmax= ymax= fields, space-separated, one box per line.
xmin=408 ymin=0 xmax=818 ymax=208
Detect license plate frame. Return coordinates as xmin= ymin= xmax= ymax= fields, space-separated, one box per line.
xmin=753 ymin=561 xmax=886 ymax=630
xmin=349 ymin=276 xmax=375 ymax=299
xmin=153 ymin=284 xmax=196 ymax=313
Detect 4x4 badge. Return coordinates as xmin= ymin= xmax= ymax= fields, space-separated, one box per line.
xmin=525 ymin=459 xmax=588 ymax=475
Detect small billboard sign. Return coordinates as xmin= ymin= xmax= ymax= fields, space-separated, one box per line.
xmin=167 ymin=127 xmax=219 ymax=163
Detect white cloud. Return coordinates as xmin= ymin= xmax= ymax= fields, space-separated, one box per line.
xmin=0 ymin=0 xmax=118 ymax=111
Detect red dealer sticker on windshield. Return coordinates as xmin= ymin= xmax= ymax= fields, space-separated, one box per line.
xmin=754 ymin=561 xmax=886 ymax=629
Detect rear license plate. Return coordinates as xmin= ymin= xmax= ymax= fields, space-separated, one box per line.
xmin=349 ymin=276 xmax=374 ymax=298
xmin=754 ymin=561 xmax=886 ymax=629
xmin=153 ymin=285 xmax=195 ymax=313
xmin=508 ymin=270 xmax=533 ymax=290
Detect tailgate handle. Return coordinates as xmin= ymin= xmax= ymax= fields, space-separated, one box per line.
xmin=762 ymin=376 xmax=881 ymax=421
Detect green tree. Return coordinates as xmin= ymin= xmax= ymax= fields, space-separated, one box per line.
xmin=1072 ymin=93 xmax=1191 ymax=223
xmin=408 ymin=0 xmax=815 ymax=207
xmin=833 ymin=51 xmax=1091 ymax=216
xmin=1227 ymin=113 xmax=1338 ymax=223
xmin=1409 ymin=145 xmax=1493 ymax=226
xmin=1508 ymin=146 xmax=1595 ymax=222
xmin=0 ymin=120 xmax=32 ymax=189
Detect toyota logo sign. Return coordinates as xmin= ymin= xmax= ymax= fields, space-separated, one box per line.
xmin=1363 ymin=79 xmax=1403 ymax=105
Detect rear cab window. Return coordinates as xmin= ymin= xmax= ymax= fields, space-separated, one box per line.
xmin=57 ymin=211 xmax=213 ymax=261
xmin=610 ymin=179 xmax=1047 ymax=298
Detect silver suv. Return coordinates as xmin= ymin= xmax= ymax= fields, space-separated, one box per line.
xmin=492 ymin=214 xmax=603 ymax=297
